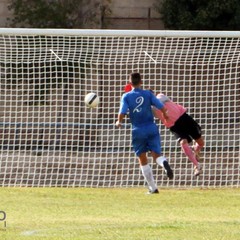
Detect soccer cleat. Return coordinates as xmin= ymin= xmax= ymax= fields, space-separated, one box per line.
xmin=194 ymin=164 xmax=202 ymax=177
xmin=147 ymin=188 xmax=159 ymax=194
xmin=163 ymin=161 xmax=174 ymax=179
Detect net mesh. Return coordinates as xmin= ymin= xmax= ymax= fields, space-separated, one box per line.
xmin=0 ymin=30 xmax=239 ymax=187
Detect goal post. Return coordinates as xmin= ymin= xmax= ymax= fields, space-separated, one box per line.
xmin=0 ymin=28 xmax=239 ymax=188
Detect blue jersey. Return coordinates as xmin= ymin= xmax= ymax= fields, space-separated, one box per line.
xmin=119 ymin=88 xmax=164 ymax=128
xmin=119 ymin=88 xmax=164 ymax=156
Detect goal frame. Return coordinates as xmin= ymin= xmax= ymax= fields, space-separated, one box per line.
xmin=0 ymin=28 xmax=239 ymax=188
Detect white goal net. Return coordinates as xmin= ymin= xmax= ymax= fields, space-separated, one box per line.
xmin=0 ymin=29 xmax=239 ymax=188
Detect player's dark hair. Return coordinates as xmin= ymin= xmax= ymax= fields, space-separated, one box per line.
xmin=130 ymin=72 xmax=141 ymax=86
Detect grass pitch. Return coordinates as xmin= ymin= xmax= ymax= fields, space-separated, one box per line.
xmin=0 ymin=187 xmax=239 ymax=240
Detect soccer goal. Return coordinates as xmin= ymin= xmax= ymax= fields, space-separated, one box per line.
xmin=0 ymin=28 xmax=239 ymax=188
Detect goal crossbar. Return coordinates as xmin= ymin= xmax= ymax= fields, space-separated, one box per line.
xmin=1 ymin=28 xmax=240 ymax=38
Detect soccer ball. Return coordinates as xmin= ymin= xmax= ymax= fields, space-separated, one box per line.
xmin=84 ymin=92 xmax=100 ymax=108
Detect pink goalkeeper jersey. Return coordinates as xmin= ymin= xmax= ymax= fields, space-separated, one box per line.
xmin=153 ymin=94 xmax=187 ymax=128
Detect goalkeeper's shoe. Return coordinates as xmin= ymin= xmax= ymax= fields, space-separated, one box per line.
xmin=163 ymin=161 xmax=174 ymax=179
xmin=147 ymin=188 xmax=159 ymax=194
xmin=194 ymin=164 xmax=202 ymax=177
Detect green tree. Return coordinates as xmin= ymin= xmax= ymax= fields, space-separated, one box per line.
xmin=8 ymin=0 xmax=111 ymax=28
xmin=5 ymin=0 xmax=111 ymax=105
xmin=155 ymin=0 xmax=240 ymax=30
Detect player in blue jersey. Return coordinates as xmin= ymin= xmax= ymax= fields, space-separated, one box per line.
xmin=116 ymin=72 xmax=173 ymax=194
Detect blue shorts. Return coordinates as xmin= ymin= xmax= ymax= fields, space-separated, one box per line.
xmin=132 ymin=123 xmax=161 ymax=156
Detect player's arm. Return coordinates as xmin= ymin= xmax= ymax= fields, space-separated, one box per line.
xmin=116 ymin=113 xmax=125 ymax=128
xmin=160 ymin=106 xmax=169 ymax=121
xmin=116 ymin=94 xmax=128 ymax=128
xmin=150 ymin=91 xmax=169 ymax=121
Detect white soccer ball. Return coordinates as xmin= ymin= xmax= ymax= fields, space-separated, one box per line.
xmin=84 ymin=92 xmax=100 ymax=108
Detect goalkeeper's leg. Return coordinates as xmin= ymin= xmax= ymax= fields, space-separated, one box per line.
xmin=193 ymin=137 xmax=204 ymax=159
xmin=180 ymin=139 xmax=199 ymax=165
xmin=180 ymin=139 xmax=203 ymax=176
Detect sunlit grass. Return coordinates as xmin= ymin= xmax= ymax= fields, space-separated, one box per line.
xmin=0 ymin=188 xmax=239 ymax=239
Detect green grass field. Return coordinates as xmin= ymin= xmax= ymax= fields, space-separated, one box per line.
xmin=0 ymin=187 xmax=239 ymax=240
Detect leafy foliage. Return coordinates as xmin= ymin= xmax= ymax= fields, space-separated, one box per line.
xmin=155 ymin=0 xmax=240 ymax=30
xmin=8 ymin=0 xmax=111 ymax=28
xmin=6 ymin=0 xmax=111 ymax=105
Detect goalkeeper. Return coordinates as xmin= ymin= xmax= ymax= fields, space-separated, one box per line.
xmin=124 ymin=84 xmax=204 ymax=177
xmin=154 ymin=93 xmax=204 ymax=177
